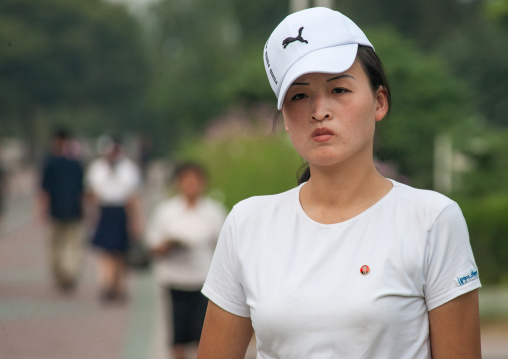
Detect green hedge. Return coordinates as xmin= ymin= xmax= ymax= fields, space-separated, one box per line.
xmin=177 ymin=133 xmax=303 ymax=210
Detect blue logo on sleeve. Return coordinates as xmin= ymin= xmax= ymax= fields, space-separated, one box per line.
xmin=455 ymin=269 xmax=479 ymax=287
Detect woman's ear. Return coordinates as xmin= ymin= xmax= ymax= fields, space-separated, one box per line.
xmin=375 ymin=87 xmax=389 ymax=122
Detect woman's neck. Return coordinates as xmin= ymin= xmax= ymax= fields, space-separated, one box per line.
xmin=299 ymin=161 xmax=392 ymax=224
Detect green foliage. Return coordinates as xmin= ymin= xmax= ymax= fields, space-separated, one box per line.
xmin=0 ymin=0 xmax=152 ymax=144
xmin=336 ymin=0 xmax=508 ymax=129
xmin=147 ymin=0 xmax=285 ymax=148
xmin=458 ymin=195 xmax=508 ymax=285
xmin=337 ymin=0 xmax=476 ymax=49
xmin=367 ymin=28 xmax=473 ymax=188
xmin=231 ymin=0 xmax=287 ymax=42
xmin=454 ymin=128 xmax=508 ymax=197
xmin=176 ymin=132 xmax=302 ymax=209
xmin=435 ymin=26 xmax=508 ymax=127
xmin=216 ymin=44 xmax=275 ymax=105
xmin=485 ymin=0 xmax=508 ymax=24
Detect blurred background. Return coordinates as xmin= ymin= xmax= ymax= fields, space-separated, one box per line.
xmin=1 ymin=0 xmax=508 ymax=358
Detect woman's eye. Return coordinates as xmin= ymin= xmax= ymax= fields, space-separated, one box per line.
xmin=332 ymin=87 xmax=349 ymax=94
xmin=291 ymin=93 xmax=307 ymax=101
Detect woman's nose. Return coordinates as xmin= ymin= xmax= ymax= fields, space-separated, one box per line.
xmin=311 ymin=96 xmax=332 ymax=122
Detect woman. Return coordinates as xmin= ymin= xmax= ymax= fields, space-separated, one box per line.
xmin=197 ymin=7 xmax=481 ymax=359
xmin=87 ymin=136 xmax=142 ymax=303
xmin=146 ymin=163 xmax=226 ymax=359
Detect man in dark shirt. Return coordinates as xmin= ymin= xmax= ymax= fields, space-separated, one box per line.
xmin=39 ymin=129 xmax=84 ymax=292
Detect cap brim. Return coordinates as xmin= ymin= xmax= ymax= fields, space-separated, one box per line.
xmin=277 ymin=43 xmax=359 ymax=110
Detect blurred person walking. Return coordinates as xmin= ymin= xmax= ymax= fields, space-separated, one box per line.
xmin=86 ymin=135 xmax=143 ymax=303
xmin=38 ymin=128 xmax=85 ymax=292
xmin=146 ymin=163 xmax=226 ymax=359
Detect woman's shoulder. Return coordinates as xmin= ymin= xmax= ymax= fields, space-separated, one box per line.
xmin=87 ymin=157 xmax=106 ymax=169
xmin=152 ymin=196 xmax=183 ymax=213
xmin=200 ymin=196 xmax=228 ymax=215
xmin=86 ymin=158 xmax=108 ymax=180
xmin=390 ymin=179 xmax=458 ymax=213
xmin=117 ymin=156 xmax=140 ymax=173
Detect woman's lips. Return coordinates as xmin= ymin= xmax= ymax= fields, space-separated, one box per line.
xmin=312 ymin=128 xmax=335 ymax=142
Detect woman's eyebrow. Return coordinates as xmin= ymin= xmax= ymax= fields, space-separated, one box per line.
xmin=327 ymin=74 xmax=355 ymax=82
xmin=290 ymin=81 xmax=310 ymax=86
xmin=291 ymin=74 xmax=356 ymax=86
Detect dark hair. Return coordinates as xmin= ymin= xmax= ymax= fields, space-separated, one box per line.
xmin=273 ymin=45 xmax=392 ymax=185
xmin=104 ymin=132 xmax=122 ymax=146
xmin=172 ymin=162 xmax=208 ymax=182
xmin=356 ymin=45 xmax=391 ymax=118
xmin=53 ymin=128 xmax=70 ymax=140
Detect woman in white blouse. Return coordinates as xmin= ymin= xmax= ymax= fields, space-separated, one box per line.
xmin=197 ymin=7 xmax=481 ymax=359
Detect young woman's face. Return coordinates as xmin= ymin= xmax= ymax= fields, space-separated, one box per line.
xmin=281 ymin=58 xmax=388 ymax=170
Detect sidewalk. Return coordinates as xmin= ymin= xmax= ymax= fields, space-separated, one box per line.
xmin=0 ymin=193 xmax=164 ymax=359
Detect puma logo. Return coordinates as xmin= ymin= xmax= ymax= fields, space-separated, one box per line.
xmin=282 ymin=27 xmax=308 ymax=48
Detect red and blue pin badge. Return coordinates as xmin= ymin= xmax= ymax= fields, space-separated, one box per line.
xmin=360 ymin=265 xmax=370 ymax=275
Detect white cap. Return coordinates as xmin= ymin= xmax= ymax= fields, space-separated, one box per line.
xmin=263 ymin=7 xmax=373 ymax=110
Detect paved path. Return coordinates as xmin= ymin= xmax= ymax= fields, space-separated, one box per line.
xmin=0 ymin=167 xmax=506 ymax=359
xmin=0 ymin=193 xmax=162 ymax=359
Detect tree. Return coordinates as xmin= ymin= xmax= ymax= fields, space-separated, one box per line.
xmin=336 ymin=0 xmax=508 ymax=128
xmin=368 ymin=28 xmax=474 ymax=189
xmin=146 ymin=0 xmax=286 ymax=148
xmin=0 ymin=0 xmax=151 ymax=154
xmin=485 ymin=0 xmax=508 ymax=25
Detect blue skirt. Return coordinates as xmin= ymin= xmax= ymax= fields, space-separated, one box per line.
xmin=91 ymin=206 xmax=129 ymax=253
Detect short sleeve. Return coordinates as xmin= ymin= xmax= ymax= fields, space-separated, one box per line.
xmin=202 ymin=208 xmax=250 ymax=317
xmin=424 ymin=203 xmax=481 ymax=311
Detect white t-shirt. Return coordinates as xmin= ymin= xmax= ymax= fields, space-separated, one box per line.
xmin=202 ymin=180 xmax=481 ymax=359
xmin=146 ymin=195 xmax=227 ymax=290
xmin=86 ymin=156 xmax=140 ymax=205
